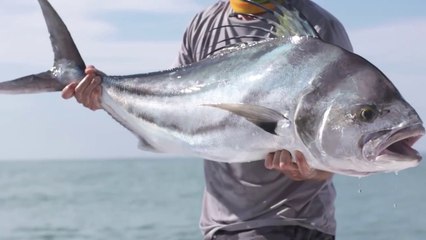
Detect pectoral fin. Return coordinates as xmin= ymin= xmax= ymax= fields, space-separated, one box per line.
xmin=205 ymin=103 xmax=288 ymax=135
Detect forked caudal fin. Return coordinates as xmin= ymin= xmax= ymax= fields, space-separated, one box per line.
xmin=0 ymin=0 xmax=85 ymax=94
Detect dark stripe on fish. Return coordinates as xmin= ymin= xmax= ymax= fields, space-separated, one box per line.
xmin=104 ymin=75 xmax=212 ymax=98
xmin=125 ymin=105 xmax=236 ymax=136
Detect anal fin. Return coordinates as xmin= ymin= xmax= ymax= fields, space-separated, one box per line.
xmin=137 ymin=137 xmax=160 ymax=153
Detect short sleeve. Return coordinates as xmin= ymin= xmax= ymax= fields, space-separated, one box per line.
xmin=297 ymin=0 xmax=353 ymax=52
xmin=172 ymin=19 xmax=198 ymax=68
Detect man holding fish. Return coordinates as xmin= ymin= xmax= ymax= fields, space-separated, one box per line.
xmin=63 ymin=0 xmax=352 ymax=239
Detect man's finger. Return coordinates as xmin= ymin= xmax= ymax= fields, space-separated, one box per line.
xmin=295 ymin=151 xmax=316 ymax=178
xmin=61 ymin=82 xmax=77 ymax=99
xmin=87 ymin=76 xmax=102 ymax=92
xmin=75 ymin=74 xmax=95 ymax=103
xmin=91 ymin=77 xmax=103 ymax=110
xmin=279 ymin=150 xmax=293 ymax=168
xmin=92 ymin=87 xmax=103 ymax=110
xmin=81 ymin=76 xmax=102 ymax=107
xmin=264 ymin=152 xmax=274 ymax=169
xmin=85 ymin=65 xmax=97 ymax=75
xmin=86 ymin=65 xmax=106 ymax=76
xmin=272 ymin=151 xmax=282 ymax=169
xmin=87 ymin=85 xmax=102 ymax=111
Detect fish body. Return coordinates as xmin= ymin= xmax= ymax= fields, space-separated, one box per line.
xmin=0 ymin=0 xmax=423 ymax=176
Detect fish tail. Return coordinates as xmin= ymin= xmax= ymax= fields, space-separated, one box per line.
xmin=0 ymin=0 xmax=85 ymax=94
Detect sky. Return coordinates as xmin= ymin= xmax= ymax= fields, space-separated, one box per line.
xmin=0 ymin=0 xmax=425 ymax=161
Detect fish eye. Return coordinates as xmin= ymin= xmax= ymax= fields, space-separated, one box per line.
xmin=358 ymin=106 xmax=379 ymax=122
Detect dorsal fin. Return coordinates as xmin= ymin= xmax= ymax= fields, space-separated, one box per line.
xmin=206 ymin=40 xmax=266 ymax=58
xmin=202 ymin=0 xmax=319 ymax=57
xmin=239 ymin=0 xmax=318 ymax=38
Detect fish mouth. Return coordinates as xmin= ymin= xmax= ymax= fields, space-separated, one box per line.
xmin=375 ymin=125 xmax=424 ymax=162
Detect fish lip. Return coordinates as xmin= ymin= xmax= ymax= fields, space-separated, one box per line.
xmin=375 ymin=124 xmax=425 ymax=162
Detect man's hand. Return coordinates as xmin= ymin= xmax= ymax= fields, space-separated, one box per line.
xmin=264 ymin=150 xmax=333 ymax=181
xmin=62 ymin=65 xmax=103 ymax=111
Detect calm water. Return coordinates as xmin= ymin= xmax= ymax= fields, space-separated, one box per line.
xmin=0 ymin=156 xmax=425 ymax=240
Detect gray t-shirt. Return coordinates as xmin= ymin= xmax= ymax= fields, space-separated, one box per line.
xmin=174 ymin=1 xmax=353 ymax=239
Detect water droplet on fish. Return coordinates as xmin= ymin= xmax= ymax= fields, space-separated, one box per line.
xmin=393 ymin=203 xmax=398 ymax=208
xmin=177 ymin=76 xmax=182 ymax=79
xmin=394 ymin=171 xmax=399 ymax=176
xmin=357 ymin=178 xmax=363 ymax=194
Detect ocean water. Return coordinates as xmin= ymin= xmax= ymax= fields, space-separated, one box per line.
xmin=0 ymin=156 xmax=425 ymax=240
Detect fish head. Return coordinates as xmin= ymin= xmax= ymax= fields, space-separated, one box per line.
xmin=295 ymin=50 xmax=424 ymax=176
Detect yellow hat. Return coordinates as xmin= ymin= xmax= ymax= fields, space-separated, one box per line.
xmin=230 ymin=0 xmax=277 ymax=15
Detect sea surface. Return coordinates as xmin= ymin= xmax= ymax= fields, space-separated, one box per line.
xmin=0 ymin=155 xmax=425 ymax=240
